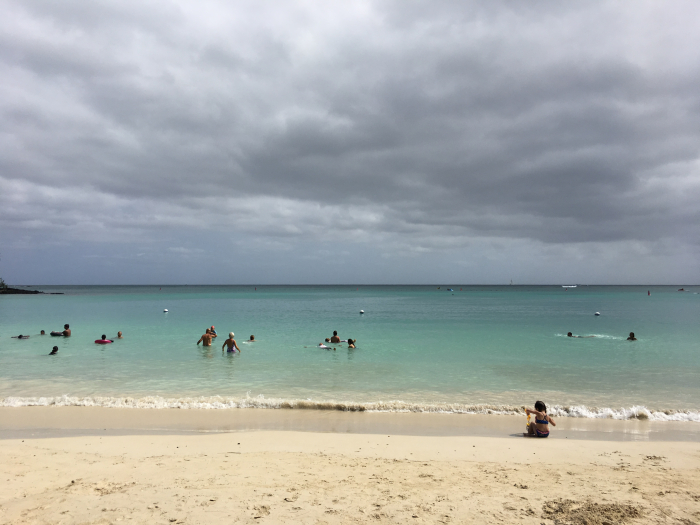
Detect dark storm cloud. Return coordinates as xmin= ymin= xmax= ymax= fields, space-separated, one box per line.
xmin=1 ymin=0 xmax=700 ymax=283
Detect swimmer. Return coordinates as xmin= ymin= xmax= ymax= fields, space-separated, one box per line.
xmin=330 ymin=330 xmax=340 ymax=344
xmin=318 ymin=343 xmax=336 ymax=350
xmin=40 ymin=330 xmax=45 ymax=335
xmin=210 ymin=326 xmax=217 ymax=336
xmin=627 ymin=332 xmax=637 ymax=341
xmin=49 ymin=346 xmax=58 ymax=355
xmin=51 ymin=324 xmax=71 ymax=337
xmin=567 ymin=332 xmax=595 ymax=338
xmin=12 ymin=334 xmax=30 ymax=339
xmin=222 ymin=332 xmax=241 ymax=353
xmin=523 ymin=401 xmax=556 ymax=438
xmin=348 ymin=338 xmax=356 ymax=348
xmin=249 ymin=335 xmax=255 ymax=342
xmin=197 ymin=328 xmax=215 ymax=347
xmin=117 ymin=331 xmax=123 ymax=339
xmin=96 ymin=334 xmax=113 ymax=343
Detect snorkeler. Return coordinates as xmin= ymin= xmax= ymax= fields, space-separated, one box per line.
xmin=567 ymin=332 xmax=595 ymax=338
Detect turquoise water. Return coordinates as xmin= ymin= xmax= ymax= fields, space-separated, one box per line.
xmin=1 ymin=285 xmax=699 ymax=420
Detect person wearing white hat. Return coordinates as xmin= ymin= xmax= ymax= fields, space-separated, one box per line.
xmin=222 ymin=332 xmax=241 ymax=353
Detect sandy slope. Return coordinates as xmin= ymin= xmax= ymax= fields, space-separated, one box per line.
xmin=2 ymin=431 xmax=699 ymax=524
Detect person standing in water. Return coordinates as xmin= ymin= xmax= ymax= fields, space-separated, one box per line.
xmin=222 ymin=332 xmax=241 ymax=353
xmin=197 ymin=328 xmax=215 ymax=347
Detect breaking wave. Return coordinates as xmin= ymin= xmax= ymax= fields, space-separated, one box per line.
xmin=1 ymin=395 xmax=699 ymax=422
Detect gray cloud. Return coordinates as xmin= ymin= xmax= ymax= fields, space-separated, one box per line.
xmin=1 ymin=0 xmax=699 ymax=283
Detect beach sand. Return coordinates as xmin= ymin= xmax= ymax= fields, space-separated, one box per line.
xmin=2 ymin=408 xmax=700 ymax=524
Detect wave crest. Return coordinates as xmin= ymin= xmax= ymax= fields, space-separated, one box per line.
xmin=1 ymin=395 xmax=699 ymax=422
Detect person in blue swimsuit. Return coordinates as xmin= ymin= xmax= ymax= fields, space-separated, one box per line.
xmin=524 ymin=401 xmax=556 ymax=438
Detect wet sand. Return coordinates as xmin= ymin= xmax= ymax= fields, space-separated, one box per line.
xmin=1 ymin=408 xmax=699 ymax=523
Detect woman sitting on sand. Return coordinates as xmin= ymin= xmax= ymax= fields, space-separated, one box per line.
xmin=524 ymin=401 xmax=556 ymax=438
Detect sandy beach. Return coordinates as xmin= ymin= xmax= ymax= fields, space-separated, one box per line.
xmin=2 ymin=408 xmax=700 ymax=524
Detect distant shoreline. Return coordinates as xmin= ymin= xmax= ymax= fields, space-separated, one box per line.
xmin=0 ymin=286 xmax=63 ymax=295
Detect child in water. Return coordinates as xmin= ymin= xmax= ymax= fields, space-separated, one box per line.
xmin=524 ymin=401 xmax=556 ymax=438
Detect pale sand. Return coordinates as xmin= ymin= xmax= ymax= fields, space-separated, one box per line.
xmin=2 ymin=409 xmax=700 ymax=524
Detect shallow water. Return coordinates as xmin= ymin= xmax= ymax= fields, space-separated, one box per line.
xmin=1 ymin=285 xmax=699 ymax=420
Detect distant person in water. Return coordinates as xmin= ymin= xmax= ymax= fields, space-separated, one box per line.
xmin=40 ymin=330 xmax=45 ymax=335
xmin=249 ymin=335 xmax=255 ymax=342
xmin=347 ymin=338 xmax=356 ymax=348
xmin=49 ymin=346 xmax=58 ymax=355
xmin=627 ymin=332 xmax=637 ymax=341
xmin=330 ymin=330 xmax=340 ymax=343
xmin=222 ymin=332 xmax=241 ymax=353
xmin=51 ymin=324 xmax=70 ymax=337
xmin=96 ymin=334 xmax=113 ymax=343
xmin=567 ymin=332 xmax=595 ymax=338
xmin=524 ymin=400 xmax=556 ymax=438
xmin=197 ymin=328 xmax=215 ymax=347
xmin=12 ymin=334 xmax=30 ymax=339
xmin=210 ymin=326 xmax=217 ymax=336
xmin=117 ymin=331 xmax=123 ymax=339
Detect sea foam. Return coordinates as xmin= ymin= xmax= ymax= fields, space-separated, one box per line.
xmin=1 ymin=395 xmax=699 ymax=422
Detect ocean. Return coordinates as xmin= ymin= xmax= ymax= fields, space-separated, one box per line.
xmin=1 ymin=285 xmax=699 ymax=421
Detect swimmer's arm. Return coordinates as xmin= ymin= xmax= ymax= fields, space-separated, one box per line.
xmin=234 ymin=341 xmax=240 ymax=352
xmin=197 ymin=336 xmax=203 ymax=345
xmin=222 ymin=342 xmax=226 ymax=351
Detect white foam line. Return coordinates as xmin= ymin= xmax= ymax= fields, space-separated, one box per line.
xmin=1 ymin=395 xmax=699 ymax=422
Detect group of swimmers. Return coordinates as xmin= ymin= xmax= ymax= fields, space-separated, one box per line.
xmin=196 ymin=325 xmax=255 ymax=353
xmin=9 ymin=324 xmax=125 ymax=355
xmin=11 ymin=324 xmax=71 ymax=339
xmin=317 ymin=330 xmax=357 ymax=350
xmin=567 ymin=331 xmax=637 ymax=340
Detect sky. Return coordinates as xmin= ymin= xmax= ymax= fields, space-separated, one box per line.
xmin=1 ymin=0 xmax=699 ymax=285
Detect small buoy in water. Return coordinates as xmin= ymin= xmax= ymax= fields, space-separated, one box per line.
xmin=594 ymin=312 xmax=600 ymax=316
xmin=359 ymin=310 xmax=364 ymax=314
xmin=164 ymin=309 xmax=168 ymax=313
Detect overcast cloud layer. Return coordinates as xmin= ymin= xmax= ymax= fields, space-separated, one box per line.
xmin=1 ymin=0 xmax=699 ymax=284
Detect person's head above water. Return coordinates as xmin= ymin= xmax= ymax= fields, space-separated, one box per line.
xmin=567 ymin=332 xmax=573 ymax=337
xmin=64 ymin=324 xmax=69 ymax=329
xmin=117 ymin=331 xmax=123 ymax=338
xmin=40 ymin=330 xmax=45 ymax=335
xmin=535 ymin=400 xmax=547 ymax=413
xmin=49 ymin=346 xmax=58 ymax=355
xmin=250 ymin=335 xmax=255 ymax=341
xmin=333 ymin=331 xmax=337 ymax=336
xmin=101 ymin=335 xmax=107 ymax=340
